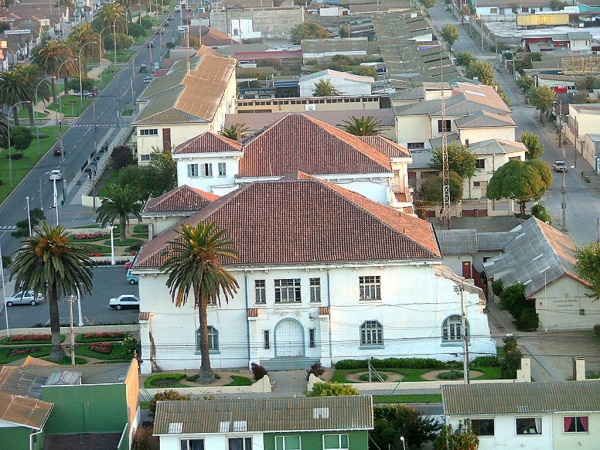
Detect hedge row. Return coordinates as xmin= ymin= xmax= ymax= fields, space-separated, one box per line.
xmin=335 ymin=356 xmax=500 ymax=370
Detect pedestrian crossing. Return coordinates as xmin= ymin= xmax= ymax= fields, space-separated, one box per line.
xmin=69 ymin=124 xmax=115 ymax=128
xmin=0 ymin=226 xmax=17 ymax=231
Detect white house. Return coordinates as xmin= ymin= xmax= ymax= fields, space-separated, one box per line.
xmin=173 ymin=113 xmax=414 ymax=212
xmin=299 ymin=69 xmax=374 ymax=97
xmin=133 ymin=174 xmax=496 ymax=374
xmin=565 ymin=103 xmax=600 ymax=161
xmin=132 ymin=49 xmax=237 ymax=164
xmin=442 ymin=380 xmax=600 ymax=450
xmin=484 ymin=217 xmax=596 ymax=331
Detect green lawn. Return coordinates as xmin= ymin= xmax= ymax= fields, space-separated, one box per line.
xmin=98 ymin=170 xmax=121 ymax=197
xmin=0 ymin=125 xmax=64 ymax=204
xmin=97 ymin=66 xmax=118 ymax=89
xmin=104 ymin=49 xmax=137 ymax=63
xmin=226 ymin=375 xmax=253 ymax=386
xmin=373 ymin=394 xmax=443 ymax=404
xmin=46 ymin=95 xmax=93 ymax=118
xmin=0 ymin=346 xmax=51 ymax=364
xmin=331 ymin=366 xmax=503 ymax=383
xmin=76 ymin=343 xmax=130 ymax=361
xmin=17 ymin=109 xmax=49 ymax=121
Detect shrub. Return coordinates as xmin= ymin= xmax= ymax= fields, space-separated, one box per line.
xmin=499 ymin=283 xmax=528 ymax=318
xmin=308 ymin=382 xmax=360 ymax=397
xmin=594 ymin=324 xmax=600 ymax=336
xmin=306 ymin=362 xmax=325 ymax=380
xmin=532 ymin=204 xmax=552 ymax=224
xmin=515 ymin=307 xmax=539 ymax=331
xmin=1 ymin=255 xmax=11 ymax=268
xmin=8 ymin=348 xmax=39 ymax=357
xmin=148 ymin=390 xmax=191 ymax=417
xmin=75 ymin=232 xmax=107 ymax=240
xmin=129 ymin=242 xmax=143 ymax=251
xmin=90 ymin=342 xmax=113 ymax=354
xmin=491 ymin=278 xmax=504 ymax=296
xmin=471 ymin=356 xmax=500 ymax=367
xmin=251 ymin=362 xmax=268 ymax=381
xmin=147 ymin=373 xmax=187 ymax=387
xmin=82 ymin=331 xmax=125 ymax=340
xmin=336 ymin=358 xmax=446 ymax=370
xmin=122 ymin=334 xmax=138 ymax=359
xmin=502 ymin=335 xmax=523 ymax=379
xmin=359 ymin=372 xmax=388 ymax=381
xmin=437 ymin=370 xmax=463 ymax=380
xmin=9 ymin=334 xmax=51 ymax=342
xmin=132 ymin=423 xmax=159 ymax=450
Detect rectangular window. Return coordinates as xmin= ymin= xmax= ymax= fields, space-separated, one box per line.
xmin=218 ymin=162 xmax=227 ymax=177
xmin=437 ymin=119 xmax=451 ymax=133
xmin=309 ymin=328 xmax=316 ymax=348
xmin=201 ymin=163 xmax=213 ymax=177
xmin=255 ymin=280 xmax=266 ymax=304
xmin=264 ymin=330 xmax=270 ymax=349
xmin=187 ymin=164 xmax=199 ymax=178
xmin=323 ymin=434 xmax=349 ymax=450
xmin=516 ymin=418 xmax=542 ymax=435
xmin=509 ymin=156 xmax=521 ymax=161
xmin=490 ymin=7 xmax=498 ymax=13
xmin=471 ymin=419 xmax=495 ymax=436
xmin=361 ymin=320 xmax=383 ymax=346
xmin=564 ymin=416 xmax=589 ymax=433
xmin=407 ymin=142 xmax=425 ymax=149
xmin=359 ymin=276 xmax=381 ymax=300
xmin=310 ymin=278 xmax=321 ymax=303
xmin=275 ymin=435 xmax=301 ymax=450
xmin=228 ymin=437 xmax=252 ymax=450
xmin=274 ymin=279 xmax=301 ymax=303
xmin=465 ymin=139 xmax=470 ymax=146
xmin=180 ymin=439 xmax=204 ymax=450
xmin=139 ymin=128 xmax=158 ymax=136
xmin=476 ymin=159 xmax=485 ymax=169
xmin=473 ymin=181 xmax=481 ymax=187
xmin=140 ymin=154 xmax=151 ymax=161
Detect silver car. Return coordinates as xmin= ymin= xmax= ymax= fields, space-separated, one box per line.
xmin=4 ymin=290 xmax=45 ymax=307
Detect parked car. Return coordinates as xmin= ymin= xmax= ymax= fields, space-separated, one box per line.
xmin=127 ymin=269 xmax=139 ymax=285
xmin=139 ymin=64 xmax=148 ymax=73
xmin=49 ymin=169 xmax=63 ymax=181
xmin=143 ymin=76 xmax=154 ymax=83
xmin=109 ymin=294 xmax=140 ymax=310
xmin=124 ymin=260 xmax=133 ymax=271
xmin=553 ymin=160 xmax=568 ymax=172
xmin=4 ymin=290 xmax=44 ymax=307
xmin=53 ymin=145 xmax=64 ymax=156
xmin=147 ymin=42 xmax=154 ymax=48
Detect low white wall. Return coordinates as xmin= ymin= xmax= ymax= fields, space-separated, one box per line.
xmin=0 ymin=324 xmax=140 ymax=339
xmin=145 ymin=374 xmax=272 ymax=396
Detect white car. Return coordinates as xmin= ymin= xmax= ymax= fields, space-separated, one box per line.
xmin=109 ymin=294 xmax=140 ymax=310
xmin=49 ymin=170 xmax=63 ymax=181
xmin=4 ymin=291 xmax=45 ymax=307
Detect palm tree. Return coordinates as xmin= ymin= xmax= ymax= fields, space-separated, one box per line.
xmin=68 ymin=24 xmax=102 ymax=60
xmin=16 ymin=65 xmax=50 ymax=127
xmin=9 ymin=223 xmax=94 ymax=361
xmin=96 ymin=185 xmax=143 ymax=242
xmin=0 ymin=68 xmax=33 ymax=126
xmin=160 ymin=222 xmax=239 ymax=383
xmin=342 ymin=115 xmax=382 ymax=136
xmin=220 ymin=124 xmax=248 ymax=141
xmin=31 ymin=41 xmax=75 ymax=104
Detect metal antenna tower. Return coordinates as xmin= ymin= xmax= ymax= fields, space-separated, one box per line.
xmin=440 ymin=45 xmax=451 ymax=229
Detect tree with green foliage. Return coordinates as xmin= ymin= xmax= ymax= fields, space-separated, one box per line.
xmin=575 ymin=241 xmax=600 ymax=300
xmin=520 ymin=130 xmax=544 ymax=160
xmin=160 ymin=222 xmax=239 ymax=383
xmin=290 ymin=22 xmax=330 ymax=44
xmin=103 ymin=33 xmax=133 ymax=52
xmin=0 ymin=69 xmax=32 ymax=127
xmin=486 ymin=159 xmax=553 ymax=216
xmin=110 ymin=145 xmax=137 ymax=170
xmin=516 ymin=74 xmax=535 ymax=101
xmin=16 ymin=64 xmax=50 ymax=127
xmin=429 ymin=142 xmax=477 ymax=180
xmin=220 ymin=124 xmax=249 ymax=140
xmin=502 ymin=335 xmax=523 ymax=379
xmin=340 ymin=24 xmax=350 ymax=38
xmin=466 ymin=60 xmax=494 ymax=85
xmin=499 ymin=283 xmax=538 ymax=331
xmin=308 ymin=382 xmax=360 ymax=397
xmin=313 ymin=79 xmax=341 ymax=97
xmin=433 ymin=420 xmax=479 ymax=450
xmin=10 ymin=223 xmax=94 ymax=361
xmin=96 ymin=185 xmax=143 ymax=242
xmin=148 ymin=390 xmax=191 ymax=418
xmin=455 ymin=51 xmax=476 ymax=68
xmin=459 ymin=4 xmax=471 ymax=24
xmin=372 ymin=405 xmax=441 ymax=450
xmin=419 ymin=0 xmax=435 ymax=8
xmin=528 ymin=85 xmax=555 ymax=124
xmin=492 ymin=81 xmax=511 ymax=107
xmin=342 ymin=116 xmax=381 ymax=136
xmin=549 ymin=0 xmax=566 ymax=10
xmin=441 ymin=25 xmax=459 ymax=47
xmin=418 ymin=172 xmax=463 ymax=205
xmin=31 ymin=40 xmax=76 ymax=104
xmin=8 ymin=127 xmax=34 ymax=156
xmin=531 ymin=204 xmax=551 ymax=224
xmin=116 ymin=149 xmax=177 ymax=201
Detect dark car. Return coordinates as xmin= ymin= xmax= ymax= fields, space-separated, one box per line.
xmin=147 ymin=42 xmax=154 ymax=48
xmin=139 ymin=64 xmax=148 ymax=73
xmin=53 ymin=145 xmax=64 ymax=156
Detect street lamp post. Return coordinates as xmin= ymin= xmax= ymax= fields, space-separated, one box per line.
xmin=34 ymin=78 xmax=49 ymax=159
xmin=0 ymin=237 xmax=10 ymax=337
xmin=52 ymin=177 xmax=59 ymax=226
xmin=26 ymin=196 xmax=32 ymax=236
xmin=7 ymin=100 xmax=31 ymax=189
xmin=78 ymin=41 xmax=99 ymax=108
xmin=109 ymin=223 xmax=116 ymax=265
xmin=39 ymin=171 xmax=50 ymax=211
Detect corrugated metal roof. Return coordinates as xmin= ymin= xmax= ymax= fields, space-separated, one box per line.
xmin=477 ymin=232 xmax=519 ymax=251
xmin=454 ymin=110 xmax=516 ymax=128
xmin=466 ymin=139 xmax=527 ymax=156
xmin=437 ymin=229 xmax=477 ymax=254
xmin=442 ymin=381 xmax=600 ymax=415
xmin=0 ymin=391 xmax=53 ymax=429
xmin=154 ymin=396 xmax=374 ymax=435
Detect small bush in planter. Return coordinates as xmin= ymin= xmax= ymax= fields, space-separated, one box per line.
xmin=306 ymin=362 xmax=325 ymax=380
xmin=359 ymin=372 xmax=388 ymax=382
xmin=90 ymin=342 xmax=113 ymax=354
xmin=148 ymin=389 xmax=191 ymax=417
xmin=437 ymin=370 xmax=464 ymax=380
xmin=251 ymin=362 xmax=268 ymax=381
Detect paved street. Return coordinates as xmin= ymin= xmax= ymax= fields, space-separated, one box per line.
xmin=428 ymin=0 xmax=600 ymax=247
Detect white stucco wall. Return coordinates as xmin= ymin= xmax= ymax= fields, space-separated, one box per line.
xmin=459 ymin=127 xmax=516 ymax=146
xmin=395 ymin=115 xmax=431 ymax=148
xmin=137 ymin=123 xmax=210 ymax=164
xmin=138 ymin=262 xmax=496 ymax=374
xmin=552 ymin=412 xmax=600 ymax=449
xmin=299 ymin=75 xmax=372 ymax=97
xmin=159 ymin=432 xmax=263 ymax=450
xmin=176 ymin=154 xmax=240 ymax=193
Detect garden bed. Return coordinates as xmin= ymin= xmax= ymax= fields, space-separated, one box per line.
xmin=75 ymin=331 xmax=127 ymax=343
xmin=1 ymin=334 xmax=66 ymax=345
xmin=143 ymin=372 xmax=254 ymax=389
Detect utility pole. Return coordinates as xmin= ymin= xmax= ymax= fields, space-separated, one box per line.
xmin=66 ymin=295 xmax=77 ymax=365
xmin=562 ymin=168 xmax=567 ymax=232
xmin=440 ymin=46 xmax=451 ymax=229
xmin=455 ymin=283 xmax=469 ymax=384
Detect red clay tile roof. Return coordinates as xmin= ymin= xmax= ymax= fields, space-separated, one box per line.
xmin=174 ymin=131 xmax=242 ymax=154
xmin=358 ymin=136 xmax=410 ymax=158
xmin=143 ymin=185 xmax=219 ymax=213
xmin=238 ymin=114 xmax=393 ymax=177
xmin=135 ymin=173 xmax=440 ymax=269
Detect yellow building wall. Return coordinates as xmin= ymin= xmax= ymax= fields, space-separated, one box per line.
xmin=516 ymin=13 xmax=569 ymax=26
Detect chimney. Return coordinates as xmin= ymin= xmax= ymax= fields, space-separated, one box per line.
xmin=573 ymin=357 xmax=586 ymax=381
xmin=473 ymin=77 xmax=479 ymax=85
xmin=236 ymin=124 xmax=242 ymax=145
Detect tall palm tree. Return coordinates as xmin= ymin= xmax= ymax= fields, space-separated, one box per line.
xmin=68 ymin=24 xmax=103 ymax=61
xmin=220 ymin=124 xmax=248 ymax=141
xmin=342 ymin=115 xmax=382 ymax=136
xmin=10 ymin=223 xmax=94 ymax=361
xmin=0 ymin=68 xmax=33 ymax=126
xmin=16 ymin=65 xmax=50 ymax=127
xmin=96 ymin=185 xmax=143 ymax=242
xmin=160 ymin=222 xmax=239 ymax=383
xmin=31 ymin=41 xmax=75 ymax=104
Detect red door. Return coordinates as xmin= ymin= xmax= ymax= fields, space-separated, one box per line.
xmin=462 ymin=261 xmax=472 ymax=279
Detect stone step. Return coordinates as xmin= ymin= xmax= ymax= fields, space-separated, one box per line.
xmin=260 ymin=357 xmax=320 ymax=372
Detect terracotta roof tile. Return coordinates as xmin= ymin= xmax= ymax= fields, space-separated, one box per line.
xmin=358 ymin=136 xmax=410 ymax=158
xmin=143 ymin=185 xmax=219 ymax=214
xmin=135 ymin=174 xmax=440 ymax=269
xmin=174 ymin=131 xmax=242 ymax=155
xmin=238 ymin=114 xmax=393 ymax=177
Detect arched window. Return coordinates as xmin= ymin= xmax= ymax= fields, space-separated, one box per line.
xmin=360 ymin=321 xmax=383 ymax=346
xmin=196 ymin=326 xmax=219 ymax=351
xmin=442 ymin=315 xmax=468 ymax=342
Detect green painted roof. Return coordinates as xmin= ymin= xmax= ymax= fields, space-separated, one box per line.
xmin=442 ymin=381 xmax=600 ymax=415
xmin=154 ymin=396 xmax=374 ymax=435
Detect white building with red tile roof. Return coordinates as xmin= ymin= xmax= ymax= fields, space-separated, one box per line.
xmin=134 ymin=174 xmax=496 ymax=374
xmin=173 ymin=113 xmax=414 ymax=212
